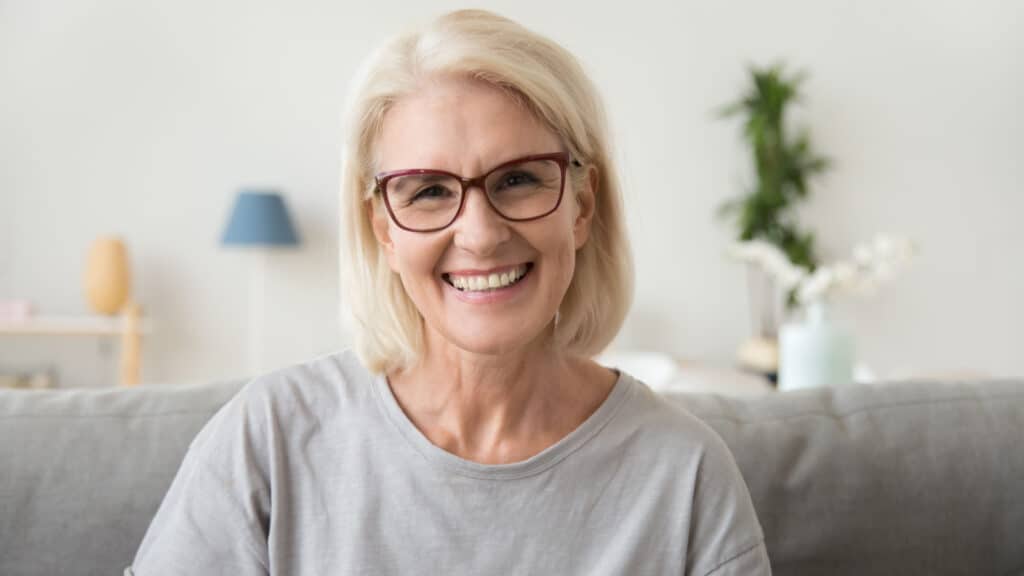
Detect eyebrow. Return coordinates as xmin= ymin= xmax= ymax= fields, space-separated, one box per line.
xmin=378 ymin=150 xmax=571 ymax=180
xmin=395 ymin=172 xmax=452 ymax=183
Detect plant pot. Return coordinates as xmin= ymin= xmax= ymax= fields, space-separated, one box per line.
xmin=736 ymin=263 xmax=787 ymax=381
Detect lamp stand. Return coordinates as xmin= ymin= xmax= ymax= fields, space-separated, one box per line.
xmin=248 ymin=250 xmax=266 ymax=377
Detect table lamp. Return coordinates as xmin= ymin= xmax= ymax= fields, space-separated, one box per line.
xmin=221 ymin=189 xmax=301 ymax=376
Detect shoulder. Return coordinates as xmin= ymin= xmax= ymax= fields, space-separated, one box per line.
xmin=243 ymin=348 xmax=373 ymax=402
xmin=614 ymin=372 xmax=737 ymax=465
xmin=615 ymin=373 xmax=765 ymax=523
xmin=229 ymin=349 xmax=374 ymax=422
xmin=131 ymin=351 xmax=382 ymax=573
xmin=190 ymin=349 xmax=376 ymax=461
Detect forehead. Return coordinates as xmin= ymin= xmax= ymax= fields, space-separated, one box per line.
xmin=376 ymin=76 xmax=562 ymax=173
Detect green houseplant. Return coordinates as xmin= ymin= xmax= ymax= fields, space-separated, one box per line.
xmin=718 ymin=64 xmax=831 ymax=377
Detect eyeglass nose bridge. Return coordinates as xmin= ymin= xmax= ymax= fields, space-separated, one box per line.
xmin=457 ymin=174 xmax=490 ymax=194
xmin=451 ymin=173 xmax=504 ymax=223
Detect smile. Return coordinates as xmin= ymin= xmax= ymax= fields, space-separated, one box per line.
xmin=442 ymin=263 xmax=533 ymax=292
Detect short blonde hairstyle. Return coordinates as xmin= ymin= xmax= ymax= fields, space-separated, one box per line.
xmin=339 ymin=9 xmax=633 ymax=373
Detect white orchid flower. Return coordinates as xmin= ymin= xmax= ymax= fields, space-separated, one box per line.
xmin=729 ymin=235 xmax=916 ymax=308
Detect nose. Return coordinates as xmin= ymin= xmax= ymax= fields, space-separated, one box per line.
xmin=451 ymin=185 xmax=511 ymax=255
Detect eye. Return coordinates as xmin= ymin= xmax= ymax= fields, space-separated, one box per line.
xmin=408 ymin=184 xmax=454 ymax=204
xmin=497 ymin=171 xmax=538 ymax=189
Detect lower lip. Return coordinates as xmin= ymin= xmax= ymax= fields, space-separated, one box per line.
xmin=443 ymin=267 xmax=533 ymax=304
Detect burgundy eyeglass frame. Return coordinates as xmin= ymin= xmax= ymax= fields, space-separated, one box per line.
xmin=374 ymin=151 xmax=579 ymax=233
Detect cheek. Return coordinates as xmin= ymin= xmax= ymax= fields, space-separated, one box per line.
xmin=553 ymin=239 xmax=577 ymax=286
xmin=540 ymin=209 xmax=580 ymax=284
xmin=390 ymin=229 xmax=448 ymax=283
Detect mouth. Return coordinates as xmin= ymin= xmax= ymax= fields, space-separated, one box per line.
xmin=442 ymin=263 xmax=534 ymax=293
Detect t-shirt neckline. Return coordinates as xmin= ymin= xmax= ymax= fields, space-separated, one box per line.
xmin=371 ymin=367 xmax=634 ymax=480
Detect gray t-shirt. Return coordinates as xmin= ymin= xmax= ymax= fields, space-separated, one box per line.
xmin=130 ymin=350 xmax=770 ymax=575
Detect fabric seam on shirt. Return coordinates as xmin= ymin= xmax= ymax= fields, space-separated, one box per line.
xmin=700 ymin=538 xmax=765 ymax=576
xmin=191 ymin=458 xmax=270 ymax=571
xmin=140 ymin=423 xmax=271 ymax=572
xmin=376 ymin=374 xmax=633 ymax=480
xmin=129 ymin=462 xmax=269 ymax=573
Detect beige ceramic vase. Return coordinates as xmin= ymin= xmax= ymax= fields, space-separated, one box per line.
xmin=84 ymin=237 xmax=132 ymax=315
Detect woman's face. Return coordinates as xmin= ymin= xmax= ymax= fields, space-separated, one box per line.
xmin=372 ymin=77 xmax=596 ymax=358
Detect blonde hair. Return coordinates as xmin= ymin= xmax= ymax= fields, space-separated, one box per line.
xmin=339 ymin=9 xmax=633 ymax=373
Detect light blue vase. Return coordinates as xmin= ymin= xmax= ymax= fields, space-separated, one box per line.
xmin=779 ymin=300 xmax=854 ymax=390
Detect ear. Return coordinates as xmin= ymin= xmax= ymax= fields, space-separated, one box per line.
xmin=572 ymin=165 xmax=598 ymax=250
xmin=369 ymin=199 xmax=400 ymax=271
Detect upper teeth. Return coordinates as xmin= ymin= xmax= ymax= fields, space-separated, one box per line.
xmin=449 ymin=265 xmax=528 ymax=292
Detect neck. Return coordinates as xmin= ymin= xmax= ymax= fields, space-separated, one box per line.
xmin=387 ymin=330 xmax=614 ymax=464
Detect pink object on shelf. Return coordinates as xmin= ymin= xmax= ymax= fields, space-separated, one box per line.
xmin=0 ymin=300 xmax=34 ymax=321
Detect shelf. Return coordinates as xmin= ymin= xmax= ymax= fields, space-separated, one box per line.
xmin=0 ymin=315 xmax=152 ymax=336
xmin=0 ymin=303 xmax=148 ymax=387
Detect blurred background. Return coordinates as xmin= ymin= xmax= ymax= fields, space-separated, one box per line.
xmin=1 ymin=0 xmax=1021 ymax=388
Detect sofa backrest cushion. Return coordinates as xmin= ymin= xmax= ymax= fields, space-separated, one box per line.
xmin=2 ymin=378 xmax=1022 ymax=576
xmin=0 ymin=380 xmax=245 ymax=576
xmin=669 ymin=380 xmax=1024 ymax=576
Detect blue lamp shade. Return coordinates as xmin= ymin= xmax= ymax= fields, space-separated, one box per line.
xmin=221 ymin=190 xmax=301 ymax=247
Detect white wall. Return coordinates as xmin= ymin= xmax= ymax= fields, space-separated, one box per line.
xmin=2 ymin=0 xmax=1021 ymax=386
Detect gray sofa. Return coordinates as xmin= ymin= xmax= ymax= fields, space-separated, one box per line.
xmin=1 ymin=376 xmax=1022 ymax=575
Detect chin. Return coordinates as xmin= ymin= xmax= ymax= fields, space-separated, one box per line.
xmin=436 ymin=321 xmax=550 ymax=358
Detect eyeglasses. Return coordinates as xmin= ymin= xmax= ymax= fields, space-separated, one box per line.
xmin=374 ymin=152 xmax=576 ymax=233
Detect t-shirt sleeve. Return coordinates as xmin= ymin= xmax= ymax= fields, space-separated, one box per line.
xmin=128 ymin=384 xmax=271 ymax=575
xmin=685 ymin=431 xmax=772 ymax=576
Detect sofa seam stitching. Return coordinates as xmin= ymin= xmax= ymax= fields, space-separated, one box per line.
xmin=693 ymin=392 xmax=1024 ymax=425
xmin=0 ymin=409 xmax=227 ymax=420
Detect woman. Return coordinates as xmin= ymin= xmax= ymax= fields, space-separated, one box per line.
xmin=130 ymin=9 xmax=770 ymax=575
